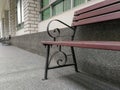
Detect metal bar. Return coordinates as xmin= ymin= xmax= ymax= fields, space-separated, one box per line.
xmin=71 ymin=47 xmax=79 ymax=72
xmin=43 ymin=45 xmax=50 ymax=80
xmin=48 ymin=64 xmax=75 ymax=69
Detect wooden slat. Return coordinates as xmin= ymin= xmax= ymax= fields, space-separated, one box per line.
xmin=41 ymin=41 xmax=120 ymax=51
xmin=72 ymin=11 xmax=120 ymax=26
xmin=74 ymin=3 xmax=120 ymax=21
xmin=74 ymin=0 xmax=120 ymax=15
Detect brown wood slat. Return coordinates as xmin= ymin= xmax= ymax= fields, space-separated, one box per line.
xmin=41 ymin=41 xmax=120 ymax=51
xmin=72 ymin=11 xmax=120 ymax=26
xmin=74 ymin=0 xmax=120 ymax=15
xmin=74 ymin=3 xmax=120 ymax=21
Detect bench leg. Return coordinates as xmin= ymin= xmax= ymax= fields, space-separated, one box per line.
xmin=43 ymin=45 xmax=50 ymax=80
xmin=71 ymin=47 xmax=79 ymax=72
xmin=43 ymin=45 xmax=78 ymax=80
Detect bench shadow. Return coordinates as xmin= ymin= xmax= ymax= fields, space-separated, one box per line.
xmin=60 ymin=72 xmax=120 ymax=90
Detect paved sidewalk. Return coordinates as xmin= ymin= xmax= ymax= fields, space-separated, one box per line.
xmin=0 ymin=43 xmax=88 ymax=90
xmin=0 ymin=43 xmax=119 ymax=90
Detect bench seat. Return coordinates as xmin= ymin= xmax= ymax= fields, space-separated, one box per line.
xmin=42 ymin=41 xmax=120 ymax=51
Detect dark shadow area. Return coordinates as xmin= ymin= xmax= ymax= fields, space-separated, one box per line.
xmin=60 ymin=72 xmax=120 ymax=90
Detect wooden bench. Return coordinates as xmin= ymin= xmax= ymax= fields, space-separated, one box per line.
xmin=41 ymin=0 xmax=120 ymax=80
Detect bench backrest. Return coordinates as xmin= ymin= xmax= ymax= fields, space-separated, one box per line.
xmin=72 ymin=0 xmax=120 ymax=26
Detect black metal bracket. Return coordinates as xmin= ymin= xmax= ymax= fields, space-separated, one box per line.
xmin=47 ymin=19 xmax=76 ymax=41
xmin=43 ymin=19 xmax=78 ymax=80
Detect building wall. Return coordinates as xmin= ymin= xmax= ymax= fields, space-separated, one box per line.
xmin=14 ymin=0 xmax=104 ymax=35
xmin=38 ymin=0 xmax=104 ymax=32
xmin=1 ymin=0 xmax=40 ymax=37
xmin=1 ymin=0 xmax=105 ymax=36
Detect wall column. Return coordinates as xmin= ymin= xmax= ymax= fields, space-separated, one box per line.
xmin=24 ymin=0 xmax=40 ymax=34
xmin=1 ymin=18 xmax=5 ymax=37
xmin=9 ymin=0 xmax=17 ymax=36
xmin=4 ymin=10 xmax=9 ymax=37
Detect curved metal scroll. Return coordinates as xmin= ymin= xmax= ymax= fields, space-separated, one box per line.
xmin=49 ymin=51 xmax=67 ymax=66
xmin=47 ymin=19 xmax=76 ymax=41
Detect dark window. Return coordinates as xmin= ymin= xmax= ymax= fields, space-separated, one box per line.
xmin=40 ymin=0 xmax=86 ymax=21
xmin=16 ymin=0 xmax=24 ymax=30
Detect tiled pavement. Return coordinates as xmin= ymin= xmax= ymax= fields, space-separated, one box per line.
xmin=0 ymin=43 xmax=119 ymax=90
